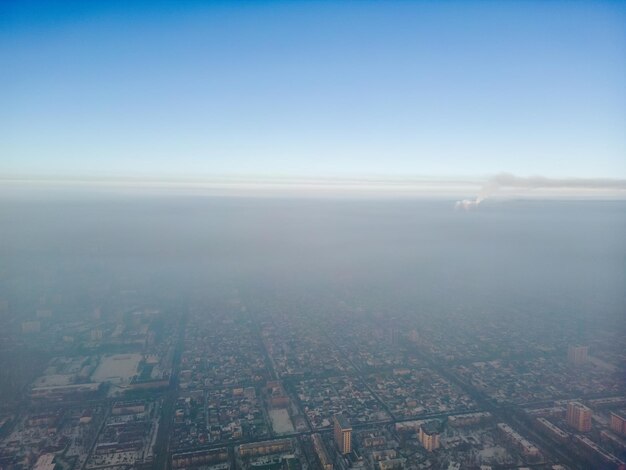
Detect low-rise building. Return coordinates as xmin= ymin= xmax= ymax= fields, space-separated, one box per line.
xmin=239 ymin=439 xmax=293 ymax=458
xmin=171 ymin=448 xmax=229 ymax=469
xmin=312 ymin=433 xmax=333 ymax=470
xmin=574 ymin=435 xmax=624 ymax=466
xmin=497 ymin=423 xmax=540 ymax=457
xmin=536 ymin=418 xmax=569 ymax=442
xmin=33 ymin=454 xmax=56 ymax=470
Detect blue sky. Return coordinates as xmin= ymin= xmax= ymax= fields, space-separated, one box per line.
xmin=1 ymin=0 xmax=625 ymax=181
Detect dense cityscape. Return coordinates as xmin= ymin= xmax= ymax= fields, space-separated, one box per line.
xmin=2 ymin=1 xmax=626 ymax=469
xmin=0 ymin=284 xmax=624 ymax=470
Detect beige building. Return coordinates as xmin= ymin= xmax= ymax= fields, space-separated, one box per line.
xmin=239 ymin=439 xmax=293 ymax=457
xmin=567 ymin=345 xmax=588 ymax=365
xmin=610 ymin=411 xmax=626 ymax=436
xmin=566 ymin=402 xmax=592 ymax=432
xmin=33 ymin=454 xmax=56 ymax=470
xmin=333 ymin=414 xmax=352 ymax=454
xmin=419 ymin=421 xmax=441 ymax=452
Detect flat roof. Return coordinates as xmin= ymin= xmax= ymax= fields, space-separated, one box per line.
xmin=611 ymin=410 xmax=626 ymax=420
xmin=568 ymin=401 xmax=592 ymax=411
xmin=33 ymin=454 xmax=55 ymax=470
xmin=172 ymin=448 xmax=228 ymax=458
xmin=334 ymin=414 xmax=352 ymax=430
xmin=420 ymin=420 xmax=440 ymax=435
xmin=31 ymin=382 xmax=101 ymax=392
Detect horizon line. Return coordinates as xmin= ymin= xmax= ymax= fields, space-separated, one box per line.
xmin=1 ymin=173 xmax=626 ymax=201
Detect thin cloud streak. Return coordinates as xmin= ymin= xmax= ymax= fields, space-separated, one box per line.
xmin=491 ymin=173 xmax=626 ymax=190
xmin=1 ymin=174 xmax=626 ymax=200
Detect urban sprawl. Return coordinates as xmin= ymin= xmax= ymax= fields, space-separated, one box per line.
xmin=0 ymin=292 xmax=625 ymax=470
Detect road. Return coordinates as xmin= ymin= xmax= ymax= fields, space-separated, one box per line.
xmin=411 ymin=345 xmax=592 ymax=470
xmin=153 ymin=311 xmax=187 ymax=470
xmin=78 ymin=313 xmax=608 ymax=470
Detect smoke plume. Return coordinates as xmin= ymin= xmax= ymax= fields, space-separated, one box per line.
xmin=455 ymin=173 xmax=626 ymax=210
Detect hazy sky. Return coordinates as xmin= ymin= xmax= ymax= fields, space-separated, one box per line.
xmin=1 ymin=0 xmax=625 ymax=180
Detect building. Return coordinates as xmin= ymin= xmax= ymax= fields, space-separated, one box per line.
xmin=333 ymin=414 xmax=352 ymax=454
xmin=568 ymin=345 xmax=588 ymax=365
xmin=171 ymin=448 xmax=229 ymax=469
xmin=497 ymin=423 xmax=541 ymax=457
xmin=388 ymin=327 xmax=401 ymax=345
xmin=36 ymin=309 xmax=52 ymax=319
xmin=379 ymin=459 xmax=406 ymax=470
xmin=33 ymin=454 xmax=56 ymax=470
xmin=91 ymin=328 xmax=103 ymax=341
xmin=22 ymin=321 xmax=41 ymax=333
xmin=112 ymin=400 xmax=146 ymax=415
xmin=363 ymin=436 xmax=386 ymax=447
xmin=588 ymin=396 xmax=626 ymax=408
xmin=29 ymin=382 xmax=102 ymax=402
xmin=79 ymin=410 xmax=93 ymax=424
xmin=600 ymin=429 xmax=626 ymax=452
xmin=566 ymin=402 xmax=592 ymax=432
xmin=574 ymin=435 xmax=624 ymax=466
xmin=419 ymin=421 xmax=441 ymax=452
xmin=239 ymin=439 xmax=293 ymax=458
xmin=610 ymin=411 xmax=626 ymax=436
xmin=536 ymin=418 xmax=569 ymax=442
xmin=312 ymin=434 xmax=333 ymax=470
xmin=267 ymin=381 xmax=290 ymax=408
xmin=447 ymin=412 xmax=492 ymax=427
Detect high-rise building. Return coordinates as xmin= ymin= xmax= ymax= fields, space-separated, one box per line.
xmin=419 ymin=421 xmax=441 ymax=452
xmin=610 ymin=411 xmax=626 ymax=436
xmin=91 ymin=328 xmax=103 ymax=341
xmin=566 ymin=402 xmax=592 ymax=432
xmin=388 ymin=327 xmax=401 ymax=345
xmin=568 ymin=345 xmax=588 ymax=365
xmin=333 ymin=414 xmax=352 ymax=455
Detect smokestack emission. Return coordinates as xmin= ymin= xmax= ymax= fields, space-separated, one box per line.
xmin=454 ymin=173 xmax=626 ymax=210
xmin=454 ymin=199 xmax=480 ymax=210
xmin=454 ymin=182 xmax=498 ymax=210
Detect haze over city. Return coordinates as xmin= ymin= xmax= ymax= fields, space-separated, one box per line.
xmin=1 ymin=1 xmax=625 ymax=470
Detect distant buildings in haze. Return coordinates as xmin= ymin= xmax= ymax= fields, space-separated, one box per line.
xmin=568 ymin=345 xmax=588 ymax=366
